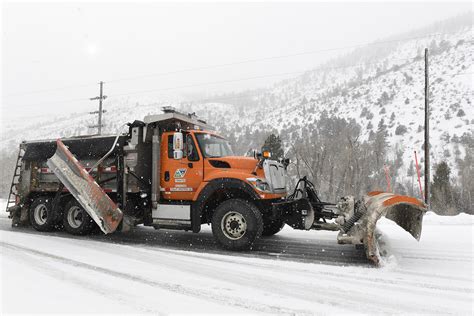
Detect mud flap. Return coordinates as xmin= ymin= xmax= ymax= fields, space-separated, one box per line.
xmin=47 ymin=139 xmax=123 ymax=234
xmin=338 ymin=192 xmax=427 ymax=266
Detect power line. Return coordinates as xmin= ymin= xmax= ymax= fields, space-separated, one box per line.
xmin=104 ymin=31 xmax=454 ymax=84
xmin=112 ymin=56 xmax=418 ymax=101
xmin=267 ymin=56 xmax=426 ymax=118
xmin=190 ymin=56 xmax=418 ymax=104
xmin=5 ymin=45 xmax=468 ymax=110
xmin=3 ymin=31 xmax=459 ymax=97
xmin=109 ymin=71 xmax=306 ymax=98
xmin=2 ymin=55 xmax=420 ymax=109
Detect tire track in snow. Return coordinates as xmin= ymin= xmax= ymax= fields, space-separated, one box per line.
xmin=0 ymin=219 xmax=369 ymax=266
xmin=86 ymin=237 xmax=472 ymax=299
xmin=1 ymin=243 xmax=163 ymax=314
xmin=393 ymin=269 xmax=472 ymax=282
xmin=1 ymin=241 xmax=315 ymax=315
xmin=78 ymin=240 xmax=468 ymax=314
xmin=143 ymin=246 xmax=471 ymax=313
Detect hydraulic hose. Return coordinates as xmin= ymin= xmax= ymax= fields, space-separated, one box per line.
xmin=89 ymin=124 xmax=128 ymax=173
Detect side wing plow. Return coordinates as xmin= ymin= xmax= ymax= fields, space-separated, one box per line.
xmin=47 ymin=139 xmax=123 ymax=234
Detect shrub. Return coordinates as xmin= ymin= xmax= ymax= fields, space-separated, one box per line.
xmin=395 ymin=124 xmax=408 ymax=135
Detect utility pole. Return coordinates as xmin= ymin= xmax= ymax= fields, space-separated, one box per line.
xmin=424 ymin=48 xmax=430 ymax=208
xmin=89 ymin=81 xmax=107 ymax=135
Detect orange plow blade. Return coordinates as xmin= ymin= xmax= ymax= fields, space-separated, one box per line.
xmin=337 ymin=192 xmax=427 ymax=266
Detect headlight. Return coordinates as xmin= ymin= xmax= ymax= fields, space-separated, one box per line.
xmin=246 ymin=177 xmax=271 ymax=193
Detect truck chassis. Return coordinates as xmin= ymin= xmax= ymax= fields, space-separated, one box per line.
xmin=6 ymin=109 xmax=427 ymax=266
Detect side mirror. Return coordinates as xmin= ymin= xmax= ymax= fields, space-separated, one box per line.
xmin=252 ymin=149 xmax=262 ymax=160
xmin=173 ymin=132 xmax=184 ymax=159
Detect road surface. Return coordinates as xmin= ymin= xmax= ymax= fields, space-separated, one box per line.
xmin=1 ymin=212 xmax=473 ymax=314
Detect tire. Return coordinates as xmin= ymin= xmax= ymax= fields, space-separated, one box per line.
xmin=262 ymin=218 xmax=285 ymax=237
xmin=211 ymin=198 xmax=263 ymax=251
xmin=29 ymin=196 xmax=58 ymax=232
xmin=63 ymin=199 xmax=95 ymax=235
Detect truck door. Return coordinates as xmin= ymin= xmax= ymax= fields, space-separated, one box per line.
xmin=160 ymin=132 xmax=203 ymax=201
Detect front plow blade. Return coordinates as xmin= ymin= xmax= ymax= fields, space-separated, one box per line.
xmin=47 ymin=139 xmax=123 ymax=234
xmin=338 ymin=192 xmax=427 ymax=266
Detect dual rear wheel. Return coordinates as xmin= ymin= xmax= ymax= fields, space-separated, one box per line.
xmin=62 ymin=199 xmax=95 ymax=235
xmin=29 ymin=197 xmax=58 ymax=232
xmin=29 ymin=196 xmax=95 ymax=235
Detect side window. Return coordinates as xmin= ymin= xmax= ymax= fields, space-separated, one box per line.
xmin=186 ymin=134 xmax=199 ymax=161
xmin=168 ymin=134 xmax=187 ymax=158
xmin=167 ymin=135 xmax=174 ymax=158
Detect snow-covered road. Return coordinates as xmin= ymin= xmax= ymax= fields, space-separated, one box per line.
xmin=1 ymin=210 xmax=473 ymax=314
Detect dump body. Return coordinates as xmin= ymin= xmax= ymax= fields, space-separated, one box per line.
xmin=17 ymin=135 xmax=131 ymax=197
xmin=47 ymin=139 xmax=123 ymax=233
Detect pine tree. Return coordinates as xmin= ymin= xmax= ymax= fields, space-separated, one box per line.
xmin=372 ymin=119 xmax=388 ymax=172
xmin=262 ymin=134 xmax=284 ymax=160
xmin=431 ymin=161 xmax=455 ymax=214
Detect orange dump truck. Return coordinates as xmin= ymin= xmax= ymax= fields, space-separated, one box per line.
xmin=6 ymin=107 xmax=426 ymax=265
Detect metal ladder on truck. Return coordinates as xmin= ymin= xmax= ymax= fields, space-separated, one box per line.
xmin=5 ymin=144 xmax=25 ymax=213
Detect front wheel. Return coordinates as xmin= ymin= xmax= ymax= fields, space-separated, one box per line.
xmin=211 ymin=199 xmax=263 ymax=251
xmin=63 ymin=199 xmax=95 ymax=235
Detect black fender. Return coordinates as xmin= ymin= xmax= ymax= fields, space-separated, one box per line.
xmin=191 ymin=178 xmax=260 ymax=233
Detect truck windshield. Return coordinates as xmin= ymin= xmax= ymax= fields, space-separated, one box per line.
xmin=195 ymin=133 xmax=234 ymax=158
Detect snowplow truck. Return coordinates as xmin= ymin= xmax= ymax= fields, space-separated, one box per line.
xmin=6 ymin=107 xmax=427 ymax=265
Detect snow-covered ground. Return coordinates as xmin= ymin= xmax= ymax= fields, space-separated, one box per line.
xmin=0 ymin=200 xmax=472 ymax=314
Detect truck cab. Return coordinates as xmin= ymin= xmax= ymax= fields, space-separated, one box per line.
xmin=140 ymin=109 xmax=290 ymax=248
xmin=160 ymin=130 xmax=287 ymax=202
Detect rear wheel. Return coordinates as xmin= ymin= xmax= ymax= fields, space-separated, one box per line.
xmin=211 ymin=198 xmax=263 ymax=251
xmin=63 ymin=199 xmax=95 ymax=235
xmin=29 ymin=196 xmax=58 ymax=232
xmin=262 ymin=218 xmax=285 ymax=236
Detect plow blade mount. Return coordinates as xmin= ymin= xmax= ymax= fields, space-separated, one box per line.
xmin=338 ymin=192 xmax=427 ymax=266
xmin=47 ymin=139 xmax=123 ymax=234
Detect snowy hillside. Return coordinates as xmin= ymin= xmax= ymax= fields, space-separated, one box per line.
xmin=191 ymin=29 xmax=473 ymax=176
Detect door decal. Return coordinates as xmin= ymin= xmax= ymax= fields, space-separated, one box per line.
xmin=174 ymin=168 xmax=187 ymax=178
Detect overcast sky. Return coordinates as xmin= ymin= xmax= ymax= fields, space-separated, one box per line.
xmin=1 ymin=1 xmax=471 ymax=122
